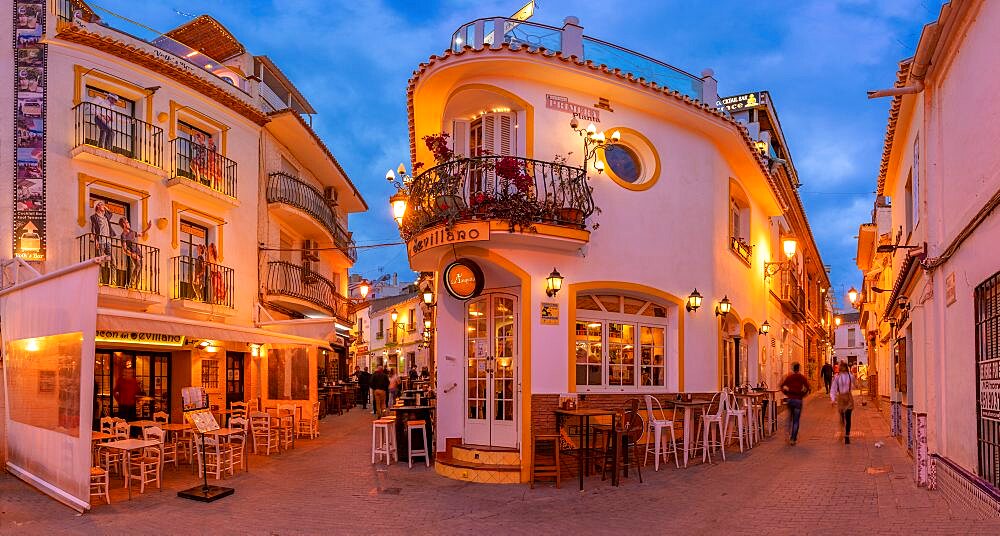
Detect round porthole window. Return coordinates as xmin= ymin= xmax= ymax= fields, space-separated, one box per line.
xmin=598 ymin=127 xmax=660 ymax=191
xmin=603 ymin=144 xmax=642 ymax=183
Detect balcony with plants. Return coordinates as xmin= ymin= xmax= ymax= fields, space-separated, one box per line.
xmin=266 ymin=172 xmax=357 ymax=263
xmin=393 ymin=133 xmax=597 ymax=244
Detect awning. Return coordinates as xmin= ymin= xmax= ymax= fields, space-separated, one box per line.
xmin=96 ymin=308 xmax=329 ymax=347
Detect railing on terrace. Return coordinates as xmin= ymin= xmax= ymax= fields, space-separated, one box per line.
xmin=170 ymin=138 xmax=238 ymax=197
xmin=403 ymin=155 xmax=594 ymax=237
xmin=77 ymin=233 xmax=160 ymax=293
xmin=266 ymin=172 xmax=357 ymax=262
xmin=450 ymin=17 xmax=704 ymax=101
xmin=265 ymin=260 xmax=349 ymax=320
xmin=54 ymin=0 xmax=250 ymax=93
xmin=73 ymin=102 xmax=163 ymax=167
xmin=170 ymin=255 xmax=234 ymax=308
xmin=779 ymin=269 xmax=806 ymax=314
xmin=730 ymin=236 xmax=752 ymax=265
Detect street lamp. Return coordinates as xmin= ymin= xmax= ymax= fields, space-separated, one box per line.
xmin=759 ymin=321 xmax=770 ymax=335
xmin=390 ymin=309 xmax=398 ymax=323
xmin=390 ymin=191 xmax=408 ymax=226
xmin=358 ymin=280 xmax=370 ymax=299
xmin=545 ymin=268 xmax=564 ymax=298
xmin=764 ymin=236 xmax=799 ymax=280
xmin=834 ymin=316 xmax=842 ymax=327
xmin=782 ymin=238 xmax=798 ymax=259
xmin=715 ymin=296 xmax=732 ymax=317
xmin=422 ymin=284 xmax=435 ymax=307
xmin=686 ymin=289 xmax=703 ymax=312
xmin=847 ymin=287 xmax=859 ymax=305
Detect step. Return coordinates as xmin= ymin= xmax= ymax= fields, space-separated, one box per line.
xmin=434 ymin=456 xmax=521 ymax=484
xmin=451 ymin=443 xmax=521 ymax=465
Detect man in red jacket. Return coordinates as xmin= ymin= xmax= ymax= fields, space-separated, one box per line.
xmin=780 ymin=362 xmax=812 ymax=445
xmin=113 ymin=367 xmax=142 ymax=422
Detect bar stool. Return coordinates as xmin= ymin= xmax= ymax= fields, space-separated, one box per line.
xmin=371 ymin=419 xmax=397 ymax=465
xmin=406 ymin=420 xmax=429 ymax=468
xmin=530 ymin=434 xmax=561 ymax=488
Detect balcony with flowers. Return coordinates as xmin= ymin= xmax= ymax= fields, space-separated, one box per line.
xmin=391 ymin=133 xmax=596 ymax=259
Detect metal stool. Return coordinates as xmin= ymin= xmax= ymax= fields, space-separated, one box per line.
xmin=530 ymin=434 xmax=561 ymax=488
xmin=406 ymin=420 xmax=429 ymax=468
xmin=371 ymin=418 xmax=397 ymax=465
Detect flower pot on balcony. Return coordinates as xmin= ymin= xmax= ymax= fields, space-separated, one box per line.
xmin=557 ymin=207 xmax=585 ymax=226
xmin=435 ymin=194 xmax=464 ymax=213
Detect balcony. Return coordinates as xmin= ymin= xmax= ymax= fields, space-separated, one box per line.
xmin=73 ymin=102 xmax=163 ymax=170
xmin=450 ymin=18 xmax=704 ymax=101
xmin=264 ymin=260 xmax=349 ymax=321
xmin=778 ymin=269 xmax=806 ymax=320
xmin=376 ymin=331 xmax=384 ymax=340
xmin=169 ymin=137 xmax=238 ymax=199
xmin=266 ymin=172 xmax=356 ymax=262
xmin=170 ymin=255 xmax=234 ymax=308
xmin=402 ymin=155 xmax=594 ymax=242
xmin=730 ymin=236 xmax=752 ymax=266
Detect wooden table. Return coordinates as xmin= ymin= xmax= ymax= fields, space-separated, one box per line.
xmin=100 ymin=439 xmax=159 ymax=499
xmin=760 ymin=389 xmax=782 ymax=435
xmin=204 ymin=427 xmax=241 ymax=437
xmin=387 ymin=405 xmax=435 ymax=462
xmin=91 ymin=431 xmax=115 ymax=442
xmin=735 ymin=392 xmax=766 ymax=446
xmin=554 ymin=408 xmax=619 ymax=490
xmin=668 ymin=399 xmax=711 ymax=467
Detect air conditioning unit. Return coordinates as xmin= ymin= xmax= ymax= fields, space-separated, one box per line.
xmin=323 ymin=186 xmax=338 ymax=205
xmin=302 ymin=239 xmax=320 ymax=261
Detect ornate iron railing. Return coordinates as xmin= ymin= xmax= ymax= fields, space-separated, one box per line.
xmin=77 ymin=233 xmax=159 ymax=293
xmin=779 ymin=269 xmax=806 ymax=315
xmin=730 ymin=236 xmax=752 ymax=265
xmin=266 ymin=172 xmax=356 ymax=262
xmin=170 ymin=138 xmax=238 ymax=198
xmin=170 ymin=255 xmax=234 ymax=308
xmin=402 ymin=155 xmax=594 ymax=239
xmin=73 ymin=102 xmax=163 ymax=167
xmin=265 ymin=260 xmax=349 ymax=320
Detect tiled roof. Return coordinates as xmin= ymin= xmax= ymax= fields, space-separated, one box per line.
xmin=164 ymin=15 xmax=246 ymax=62
xmin=876 ymin=60 xmax=913 ymax=196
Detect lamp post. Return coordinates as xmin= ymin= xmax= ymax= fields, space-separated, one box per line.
xmin=386 ymin=165 xmax=412 ymax=228
xmin=764 ymin=237 xmax=798 ymax=280
xmin=570 ymin=114 xmax=621 ymax=172
xmin=847 ymin=287 xmax=859 ymax=306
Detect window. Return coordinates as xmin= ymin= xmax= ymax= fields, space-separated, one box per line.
xmin=179 ymin=219 xmax=208 ymax=259
xmin=904 ymin=169 xmax=915 ymax=236
xmin=407 ymin=308 xmax=416 ymax=331
xmin=575 ymin=293 xmax=670 ymax=391
xmin=728 ymin=180 xmax=751 ymax=264
xmin=912 ymin=135 xmax=920 ymax=228
xmin=201 ymin=359 xmax=219 ymax=389
xmin=377 ymin=318 xmax=384 ymax=340
xmin=848 ymin=328 xmax=856 ymax=347
xmin=604 ymin=144 xmax=641 ymax=183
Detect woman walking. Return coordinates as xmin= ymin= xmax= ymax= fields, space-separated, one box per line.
xmin=830 ymin=361 xmax=857 ymax=444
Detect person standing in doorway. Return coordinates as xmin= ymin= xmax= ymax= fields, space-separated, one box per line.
xmin=821 ymin=362 xmax=834 ymax=394
xmin=779 ymin=362 xmax=811 ymax=446
xmin=113 ymin=367 xmax=141 ymax=422
xmin=353 ymin=366 xmax=371 ymax=409
xmin=830 ymin=360 xmax=857 ymax=444
xmin=370 ymin=366 xmax=389 ymax=418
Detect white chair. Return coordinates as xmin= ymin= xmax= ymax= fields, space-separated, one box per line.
xmin=642 ymin=395 xmax=679 ymax=471
xmin=100 ymin=421 xmax=130 ymax=475
xmin=701 ymin=392 xmax=726 ymax=463
xmin=406 ymin=420 xmax=429 ymax=468
xmin=90 ymin=466 xmax=111 ymax=505
xmin=723 ymin=388 xmax=748 ymax=453
xmin=250 ymin=412 xmax=278 ymax=456
xmin=229 ymin=401 xmax=248 ymax=423
xmin=194 ymin=435 xmax=231 ymax=480
xmin=143 ymin=426 xmax=177 ymax=473
xmin=371 ymin=418 xmax=397 ymax=465
xmin=297 ymin=402 xmax=320 ymax=439
xmin=128 ymin=442 xmax=161 ymax=493
xmin=225 ymin=417 xmax=248 ymax=472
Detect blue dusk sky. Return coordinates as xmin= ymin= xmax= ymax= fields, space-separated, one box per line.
xmin=88 ymin=0 xmax=944 ymax=307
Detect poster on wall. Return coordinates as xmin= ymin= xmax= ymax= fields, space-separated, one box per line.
xmin=13 ymin=0 xmax=47 ymax=261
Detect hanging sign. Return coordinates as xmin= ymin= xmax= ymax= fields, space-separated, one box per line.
xmin=13 ymin=0 xmax=48 ymax=261
xmin=409 ymin=222 xmax=488 ymax=255
xmin=443 ymin=259 xmax=484 ymax=300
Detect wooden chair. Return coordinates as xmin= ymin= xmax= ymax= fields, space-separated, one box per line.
xmin=297 ymin=402 xmax=320 ymax=439
xmin=406 ymin=420 xmax=430 ymax=468
xmin=195 ymin=435 xmax=231 ymax=480
xmin=530 ymin=434 xmax=561 ymax=489
xmin=89 ymin=466 xmax=111 ymax=505
xmin=152 ymin=411 xmax=169 ymax=424
xmin=225 ymin=416 xmax=248 ymax=472
xmin=143 ymin=426 xmax=177 ymax=473
xmin=250 ymin=412 xmax=278 ymax=456
xmin=275 ymin=404 xmax=296 ymax=450
xmin=598 ymin=400 xmax=644 ymax=484
xmin=128 ymin=442 xmax=162 ymax=493
xmin=229 ymin=401 xmax=248 ymax=422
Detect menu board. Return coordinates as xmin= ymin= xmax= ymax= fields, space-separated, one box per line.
xmin=184 ymin=409 xmax=220 ymax=434
xmin=182 ymin=386 xmax=208 ymax=411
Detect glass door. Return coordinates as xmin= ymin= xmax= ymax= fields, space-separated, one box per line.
xmin=464 ymin=293 xmax=518 ymax=448
xmin=226 ymin=352 xmax=245 ymax=406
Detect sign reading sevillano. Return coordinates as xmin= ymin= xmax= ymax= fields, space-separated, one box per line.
xmin=95 ymin=331 xmax=186 ymax=347
xmin=546 ymin=94 xmax=601 ymax=123
xmin=716 ymin=92 xmax=765 ymax=112
xmin=409 ymin=222 xmax=489 ymax=255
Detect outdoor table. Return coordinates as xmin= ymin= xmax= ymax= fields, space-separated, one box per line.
xmin=759 ymin=390 xmax=782 ymax=435
xmin=128 ymin=420 xmax=158 ymax=437
xmin=100 ymin=438 xmax=159 ymax=499
xmin=204 ymin=428 xmax=240 ymax=437
xmin=387 ymin=405 xmax=435 ymax=462
xmin=91 ymin=431 xmax=115 ymax=442
xmin=668 ymin=399 xmax=711 ymax=467
xmin=159 ymin=423 xmax=192 ymax=445
xmin=214 ymin=409 xmax=237 ymax=426
xmin=735 ymin=392 xmax=766 ymax=446
xmin=554 ymin=408 xmax=619 ymax=490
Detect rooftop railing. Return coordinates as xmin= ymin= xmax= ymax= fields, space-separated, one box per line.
xmin=266 ymin=172 xmax=357 ymax=262
xmin=450 ymin=17 xmax=704 ymax=101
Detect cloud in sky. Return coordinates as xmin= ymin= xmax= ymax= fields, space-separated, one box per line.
xmin=91 ymin=0 xmax=943 ymax=303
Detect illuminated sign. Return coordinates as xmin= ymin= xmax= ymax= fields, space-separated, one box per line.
xmin=546 ymin=94 xmax=601 ymax=123
xmin=443 ymin=259 xmax=485 ymax=301
xmin=95 ymin=331 xmax=186 ymax=347
xmin=409 ymin=222 xmax=489 ymax=255
xmin=717 ymin=92 xmax=765 ymax=112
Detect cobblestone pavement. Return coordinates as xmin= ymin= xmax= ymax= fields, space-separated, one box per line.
xmin=2 ymin=396 xmax=999 ymax=535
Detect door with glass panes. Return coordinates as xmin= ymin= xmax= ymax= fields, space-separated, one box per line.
xmin=464 ymin=293 xmax=518 ymax=448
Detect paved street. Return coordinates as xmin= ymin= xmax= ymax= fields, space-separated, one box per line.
xmin=1 ymin=397 xmax=998 ymax=535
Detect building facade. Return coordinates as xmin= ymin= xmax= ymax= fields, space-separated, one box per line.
xmin=856 ymin=0 xmax=1000 ymax=512
xmin=0 ymin=0 xmax=364 ymax=509
xmin=395 ymin=15 xmax=831 ymax=483
xmin=832 ymin=312 xmax=866 ymax=366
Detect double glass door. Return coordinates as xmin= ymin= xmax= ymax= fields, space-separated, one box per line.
xmin=465 ymin=293 xmax=518 ymax=448
xmin=94 ymin=350 xmax=170 ymax=419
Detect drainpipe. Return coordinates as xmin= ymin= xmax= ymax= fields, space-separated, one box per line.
xmin=867 ymin=22 xmax=941 ymax=99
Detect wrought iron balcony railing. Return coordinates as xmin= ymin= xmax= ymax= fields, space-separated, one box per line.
xmin=73 ymin=102 xmax=163 ymax=167
xmin=77 ymin=233 xmax=160 ymax=293
xmin=265 ymin=260 xmax=349 ymax=320
xmin=170 ymin=138 xmax=238 ymax=198
xmin=450 ymin=17 xmax=704 ymax=101
xmin=170 ymin=255 xmax=234 ymax=308
xmin=730 ymin=236 xmax=752 ymax=265
xmin=401 ymin=155 xmax=594 ymax=239
xmin=779 ymin=269 xmax=806 ymax=315
xmin=266 ymin=172 xmax=356 ymax=262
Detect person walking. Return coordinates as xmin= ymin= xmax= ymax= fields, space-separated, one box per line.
xmin=779 ymin=362 xmax=811 ymax=446
xmin=388 ymin=369 xmax=400 ymax=406
xmin=830 ymin=360 xmax=857 ymax=444
xmin=821 ymin=362 xmax=834 ymax=394
xmin=371 ymin=366 xmax=389 ymax=418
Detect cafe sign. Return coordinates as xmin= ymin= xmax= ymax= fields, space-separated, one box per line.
xmin=546 ymin=94 xmax=601 ymax=123
xmin=717 ymin=92 xmax=765 ymax=112
xmin=443 ymin=259 xmax=485 ymax=300
xmin=96 ymin=330 xmax=186 ymax=347
xmin=409 ymin=222 xmax=489 ymax=255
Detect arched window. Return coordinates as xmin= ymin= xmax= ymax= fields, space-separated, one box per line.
xmin=574 ymin=293 xmax=672 ymax=391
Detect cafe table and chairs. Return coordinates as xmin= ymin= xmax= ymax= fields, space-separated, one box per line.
xmin=224 ymin=417 xmax=249 ymax=471
xmin=597 ymin=400 xmax=644 ymax=484
xmin=668 ymin=397 xmax=712 ymax=467
xmin=721 ymin=388 xmax=750 ymax=453
xmin=274 ymin=404 xmax=297 ymax=451
xmin=759 ymin=388 xmax=782 ymax=436
xmin=143 ymin=425 xmax=178 ymax=473
xmin=128 ymin=419 xmax=159 ymax=437
xmin=99 ymin=437 xmax=160 ymax=499
xmin=249 ymin=411 xmax=279 ymax=456
xmin=160 ymin=422 xmax=194 ymax=464
xmin=387 ymin=404 xmax=435 ymax=462
xmin=554 ymin=407 xmax=620 ymax=490
xmin=296 ymin=402 xmax=320 ymax=439
xmin=642 ymin=395 xmax=680 ymax=471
